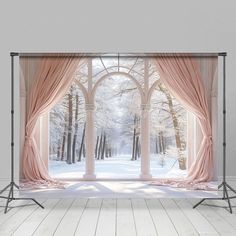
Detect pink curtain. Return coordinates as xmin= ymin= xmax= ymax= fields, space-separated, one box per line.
xmin=22 ymin=56 xmax=83 ymax=184
xmin=153 ymin=55 xmax=213 ymax=189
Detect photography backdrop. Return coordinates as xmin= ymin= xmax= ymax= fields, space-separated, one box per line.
xmin=0 ymin=0 xmax=236 ymax=189
xmin=19 ymin=54 xmax=218 ymax=189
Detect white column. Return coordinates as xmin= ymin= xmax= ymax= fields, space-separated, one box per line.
xmin=140 ymin=58 xmax=152 ymax=180
xmin=83 ymin=58 xmax=96 ymax=179
xmin=83 ymin=104 xmax=96 ymax=179
xmin=140 ymin=104 xmax=152 ymax=179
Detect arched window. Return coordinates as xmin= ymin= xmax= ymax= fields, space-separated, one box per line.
xmin=45 ymin=55 xmax=190 ymax=180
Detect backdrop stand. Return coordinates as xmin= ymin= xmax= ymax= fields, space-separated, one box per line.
xmin=0 ymin=52 xmax=44 ymax=214
xmin=193 ymin=52 xmax=236 ymax=213
xmin=0 ymin=52 xmax=235 ymax=214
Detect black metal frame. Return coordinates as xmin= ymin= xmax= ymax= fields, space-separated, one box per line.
xmin=0 ymin=52 xmax=44 ymax=214
xmin=193 ymin=52 xmax=236 ymax=213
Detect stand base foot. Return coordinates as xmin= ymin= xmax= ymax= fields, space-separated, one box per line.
xmin=0 ymin=182 xmax=44 ymax=214
xmin=193 ymin=182 xmax=236 ymax=214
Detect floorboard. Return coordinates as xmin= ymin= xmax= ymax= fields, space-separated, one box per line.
xmin=175 ymin=199 xmax=219 ymax=236
xmin=189 ymin=199 xmax=236 ymax=236
xmin=0 ymin=200 xmax=45 ymax=236
xmin=146 ymin=199 xmax=178 ymax=236
xmin=74 ymin=198 xmax=102 ymax=236
xmin=54 ymin=198 xmax=88 ymax=236
xmin=160 ymin=199 xmax=199 ymax=236
xmin=0 ymin=200 xmax=31 ymax=227
xmin=12 ymin=199 xmax=60 ymax=236
xmin=95 ymin=199 xmax=116 ymax=236
xmin=116 ymin=199 xmax=136 ymax=236
xmin=132 ymin=199 xmax=157 ymax=236
xmin=32 ymin=198 xmax=74 ymax=236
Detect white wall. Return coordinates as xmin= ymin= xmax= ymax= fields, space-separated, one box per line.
xmin=0 ymin=0 xmax=236 ymax=187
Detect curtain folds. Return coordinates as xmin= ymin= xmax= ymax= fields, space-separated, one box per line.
xmin=152 ymin=55 xmax=214 ymax=189
xmin=22 ymin=56 xmax=83 ymax=185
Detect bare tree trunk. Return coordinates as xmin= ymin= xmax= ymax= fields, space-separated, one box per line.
xmin=138 ymin=139 xmax=141 ymax=158
xmin=134 ymin=136 xmax=139 ymax=160
xmin=101 ymin=133 xmax=106 ymax=160
xmin=61 ymin=126 xmax=67 ymax=161
xmin=158 ymin=132 xmax=163 ymax=154
xmin=57 ymin=139 xmax=61 ymax=160
xmin=161 ymin=134 xmax=166 ymax=154
xmin=105 ymin=138 xmax=109 ymax=158
xmin=95 ymin=135 xmax=99 ymax=159
xmin=83 ymin=142 xmax=86 ymax=158
xmin=109 ymin=148 xmax=112 ymax=157
xmin=131 ymin=114 xmax=137 ymax=161
xmin=72 ymin=92 xmax=79 ymax=163
xmin=78 ymin=123 xmax=86 ymax=162
xmin=158 ymin=131 xmax=166 ymax=167
xmin=155 ymin=135 xmax=159 ymax=154
xmin=66 ymin=90 xmax=73 ymax=164
xmin=97 ymin=133 xmax=103 ymax=160
xmin=159 ymin=84 xmax=186 ymax=169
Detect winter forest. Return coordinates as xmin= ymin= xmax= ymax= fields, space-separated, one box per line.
xmin=49 ymin=57 xmax=188 ymax=179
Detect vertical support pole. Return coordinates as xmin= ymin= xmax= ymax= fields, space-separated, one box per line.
xmin=222 ymin=54 xmax=226 ymax=185
xmin=84 ymin=58 xmax=96 ymax=179
xmin=11 ymin=54 xmax=14 ymax=185
xmin=140 ymin=58 xmax=152 ymax=180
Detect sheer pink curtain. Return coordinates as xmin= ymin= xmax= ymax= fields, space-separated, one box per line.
xmin=153 ymin=55 xmax=213 ymax=189
xmin=22 ymin=55 xmax=83 ymax=184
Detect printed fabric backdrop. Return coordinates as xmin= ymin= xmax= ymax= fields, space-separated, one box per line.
xmin=19 ymin=53 xmax=218 ymax=193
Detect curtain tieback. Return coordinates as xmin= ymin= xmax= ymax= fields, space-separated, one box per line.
xmin=25 ymin=135 xmax=33 ymax=145
xmin=205 ymin=135 xmax=213 ymax=145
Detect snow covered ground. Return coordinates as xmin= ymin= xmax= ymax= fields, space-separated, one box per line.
xmin=20 ymin=180 xmax=218 ymax=199
xmin=49 ymin=154 xmax=187 ymax=179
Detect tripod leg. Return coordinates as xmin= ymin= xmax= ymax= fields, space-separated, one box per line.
xmin=226 ymin=183 xmax=236 ymax=194
xmin=218 ymin=182 xmax=223 ymax=189
xmin=193 ymin=198 xmax=206 ymax=209
xmin=31 ymin=198 xmax=44 ymax=209
xmin=11 ymin=184 xmax=14 ymax=199
xmin=4 ymin=185 xmax=13 ymax=214
xmin=13 ymin=183 xmax=20 ymax=189
xmin=222 ymin=184 xmax=226 ymax=199
xmin=0 ymin=183 xmax=11 ymax=195
xmin=224 ymin=185 xmax=232 ymax=214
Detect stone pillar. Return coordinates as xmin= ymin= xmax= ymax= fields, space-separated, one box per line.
xmin=140 ymin=104 xmax=152 ymax=180
xmin=83 ymin=103 xmax=96 ymax=179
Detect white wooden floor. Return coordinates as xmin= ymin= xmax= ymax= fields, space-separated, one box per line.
xmin=0 ymin=197 xmax=236 ymax=236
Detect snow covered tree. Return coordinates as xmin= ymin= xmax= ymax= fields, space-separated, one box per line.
xmin=151 ymin=83 xmax=187 ymax=169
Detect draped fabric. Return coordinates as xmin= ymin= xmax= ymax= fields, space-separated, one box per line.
xmin=22 ymin=56 xmax=83 ymax=184
xmin=152 ymin=55 xmax=214 ymax=189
